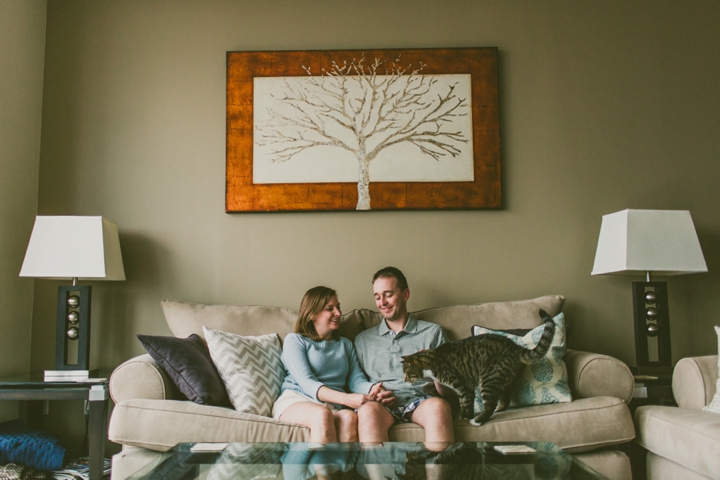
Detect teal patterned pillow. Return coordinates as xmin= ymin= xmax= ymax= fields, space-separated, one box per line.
xmin=471 ymin=312 xmax=571 ymax=410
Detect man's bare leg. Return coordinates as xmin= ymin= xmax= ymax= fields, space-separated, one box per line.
xmin=410 ymin=397 xmax=454 ymax=447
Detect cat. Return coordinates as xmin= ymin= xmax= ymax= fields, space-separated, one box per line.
xmin=401 ymin=309 xmax=556 ymax=426
xmin=399 ymin=443 xmax=533 ymax=480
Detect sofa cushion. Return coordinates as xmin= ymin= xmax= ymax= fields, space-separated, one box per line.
xmin=109 ymin=396 xmax=632 ymax=453
xmin=161 ymin=296 xmax=564 ymax=344
xmin=413 ymin=295 xmax=565 ymax=341
xmin=203 ymin=327 xmax=284 ymax=416
xmin=137 ymin=333 xmax=230 ymax=407
xmin=471 ymin=312 xmax=571 ymax=408
xmin=161 ymin=300 xmax=297 ymax=340
xmin=635 ymin=405 xmax=720 ymax=479
xmin=108 ymin=399 xmax=309 ymax=451
xmin=646 ymin=452 xmax=712 ymax=480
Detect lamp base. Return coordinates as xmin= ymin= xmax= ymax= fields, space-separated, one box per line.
xmin=632 ymin=282 xmax=672 ymax=373
xmin=56 ymin=285 xmax=92 ymax=371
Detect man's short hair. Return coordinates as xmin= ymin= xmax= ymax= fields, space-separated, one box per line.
xmin=372 ymin=266 xmax=408 ymax=291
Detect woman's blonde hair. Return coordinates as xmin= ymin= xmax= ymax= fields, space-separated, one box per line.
xmin=295 ymin=286 xmax=339 ymax=341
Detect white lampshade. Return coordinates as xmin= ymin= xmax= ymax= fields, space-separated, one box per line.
xmin=20 ymin=216 xmax=126 ymax=281
xmin=591 ymin=209 xmax=707 ymax=277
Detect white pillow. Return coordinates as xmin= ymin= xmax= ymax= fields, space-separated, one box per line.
xmin=203 ymin=326 xmax=284 ymax=416
xmin=471 ymin=312 xmax=571 ymax=408
xmin=703 ymin=326 xmax=720 ymax=414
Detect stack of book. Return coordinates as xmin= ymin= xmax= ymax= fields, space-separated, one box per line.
xmin=43 ymin=370 xmax=99 ymax=382
xmin=52 ymin=457 xmax=111 ymax=480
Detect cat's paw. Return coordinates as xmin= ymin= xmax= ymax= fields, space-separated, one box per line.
xmin=469 ymin=418 xmax=484 ymax=426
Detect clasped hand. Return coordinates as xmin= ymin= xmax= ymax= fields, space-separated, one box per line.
xmin=344 ymin=382 xmax=395 ymax=409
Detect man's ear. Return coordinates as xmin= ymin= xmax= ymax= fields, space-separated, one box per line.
xmin=403 ymin=288 xmax=410 ymax=302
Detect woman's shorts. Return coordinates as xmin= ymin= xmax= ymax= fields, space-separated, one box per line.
xmin=272 ymin=389 xmax=339 ymax=420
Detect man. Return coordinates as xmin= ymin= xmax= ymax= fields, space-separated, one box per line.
xmin=354 ymin=266 xmax=455 ymax=444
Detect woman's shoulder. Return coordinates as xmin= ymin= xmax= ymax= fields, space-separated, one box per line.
xmin=337 ymin=336 xmax=356 ymax=350
xmin=284 ymin=333 xmax=308 ymax=345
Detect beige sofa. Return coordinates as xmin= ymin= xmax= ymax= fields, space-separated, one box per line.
xmin=635 ymin=355 xmax=720 ymax=479
xmin=108 ymin=295 xmax=635 ymax=479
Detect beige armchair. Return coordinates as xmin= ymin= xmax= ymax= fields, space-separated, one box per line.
xmin=635 ymin=355 xmax=720 ymax=479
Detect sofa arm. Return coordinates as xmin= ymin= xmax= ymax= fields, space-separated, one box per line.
xmin=672 ymin=355 xmax=718 ymax=410
xmin=109 ymin=354 xmax=183 ymax=404
xmin=564 ymin=349 xmax=634 ymax=403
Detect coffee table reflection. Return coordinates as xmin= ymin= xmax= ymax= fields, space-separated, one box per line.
xmin=127 ymin=441 xmax=608 ymax=480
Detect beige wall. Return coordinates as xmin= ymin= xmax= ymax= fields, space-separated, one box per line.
xmin=33 ymin=1 xmax=720 ymax=378
xmin=0 ymin=0 xmax=46 ymax=421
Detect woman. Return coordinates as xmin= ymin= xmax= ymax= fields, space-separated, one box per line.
xmin=272 ymin=286 xmax=386 ymax=443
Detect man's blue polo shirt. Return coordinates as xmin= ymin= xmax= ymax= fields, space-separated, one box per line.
xmin=354 ymin=314 xmax=447 ymax=407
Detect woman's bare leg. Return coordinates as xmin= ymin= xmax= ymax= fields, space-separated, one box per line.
xmin=279 ymin=402 xmax=337 ymax=443
xmin=333 ymin=409 xmax=359 ymax=442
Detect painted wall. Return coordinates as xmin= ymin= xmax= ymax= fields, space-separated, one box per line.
xmin=0 ymin=0 xmax=46 ymax=421
xmin=34 ymin=0 xmax=719 ymax=377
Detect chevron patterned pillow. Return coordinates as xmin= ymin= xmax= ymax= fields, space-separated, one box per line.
xmin=203 ymin=326 xmax=284 ymax=416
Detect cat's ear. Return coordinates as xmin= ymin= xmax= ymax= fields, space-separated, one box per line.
xmin=400 ymin=355 xmax=409 ymax=361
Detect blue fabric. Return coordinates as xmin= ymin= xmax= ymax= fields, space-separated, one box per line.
xmin=0 ymin=419 xmax=65 ymax=471
xmin=280 ymin=334 xmax=374 ymax=408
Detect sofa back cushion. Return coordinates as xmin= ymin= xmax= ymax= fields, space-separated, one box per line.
xmin=162 ymin=295 xmax=565 ymax=343
xmin=161 ymin=300 xmax=297 ymax=340
xmin=414 ymin=295 xmax=565 ymax=341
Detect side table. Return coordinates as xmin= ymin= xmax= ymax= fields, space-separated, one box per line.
xmin=0 ymin=376 xmax=109 ymax=480
xmin=630 ymin=374 xmax=676 ymax=414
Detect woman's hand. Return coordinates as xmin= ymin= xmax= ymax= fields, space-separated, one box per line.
xmin=343 ymin=393 xmax=376 ymax=409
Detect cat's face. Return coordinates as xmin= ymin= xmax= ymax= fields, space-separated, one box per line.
xmin=401 ymin=354 xmax=424 ymax=383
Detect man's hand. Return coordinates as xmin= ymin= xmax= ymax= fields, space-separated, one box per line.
xmin=369 ymin=382 xmax=396 ymax=406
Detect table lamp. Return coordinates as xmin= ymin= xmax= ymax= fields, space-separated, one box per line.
xmin=591 ymin=209 xmax=707 ymax=376
xmin=20 ymin=216 xmax=125 ymax=380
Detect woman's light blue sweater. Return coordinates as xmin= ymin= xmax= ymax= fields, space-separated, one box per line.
xmin=280 ymin=333 xmax=374 ymax=407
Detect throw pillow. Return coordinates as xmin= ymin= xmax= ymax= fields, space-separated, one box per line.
xmin=0 ymin=419 xmax=65 ymax=471
xmin=203 ymin=327 xmax=284 ymax=416
xmin=137 ymin=333 xmax=231 ymax=407
xmin=702 ymin=326 xmax=720 ymax=414
xmin=471 ymin=312 xmax=571 ymax=409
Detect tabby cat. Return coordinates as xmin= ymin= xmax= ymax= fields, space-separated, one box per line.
xmin=401 ymin=309 xmax=556 ymax=426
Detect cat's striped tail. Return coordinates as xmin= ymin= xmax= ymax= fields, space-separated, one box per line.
xmin=520 ymin=309 xmax=556 ymax=364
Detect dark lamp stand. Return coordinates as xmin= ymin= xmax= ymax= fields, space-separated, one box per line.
xmin=631 ymin=273 xmax=672 ymax=376
xmin=56 ymin=284 xmax=91 ymax=370
xmin=46 ymin=279 xmax=98 ymax=380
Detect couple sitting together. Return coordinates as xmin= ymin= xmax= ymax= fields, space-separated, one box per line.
xmin=271 ymin=266 xmax=456 ymax=444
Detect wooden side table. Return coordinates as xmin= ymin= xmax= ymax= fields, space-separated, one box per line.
xmin=0 ymin=377 xmax=109 ymax=480
xmin=630 ymin=374 xmax=676 ymax=414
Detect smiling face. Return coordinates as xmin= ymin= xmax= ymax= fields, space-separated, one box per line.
xmin=373 ymin=276 xmax=410 ymax=324
xmin=312 ymin=295 xmax=342 ymax=341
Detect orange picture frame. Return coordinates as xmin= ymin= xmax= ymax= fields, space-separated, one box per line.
xmin=226 ymin=47 xmax=501 ymax=212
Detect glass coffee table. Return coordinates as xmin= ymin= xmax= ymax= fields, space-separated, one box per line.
xmin=127 ymin=442 xmax=608 ymax=479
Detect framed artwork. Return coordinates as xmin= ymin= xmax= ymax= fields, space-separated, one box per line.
xmin=226 ymin=47 xmax=501 ymax=212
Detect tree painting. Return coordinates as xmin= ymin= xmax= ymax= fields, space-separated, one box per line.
xmin=254 ymin=56 xmax=472 ymax=210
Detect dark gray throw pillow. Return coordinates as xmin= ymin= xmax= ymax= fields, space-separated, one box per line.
xmin=137 ymin=333 xmax=231 ymax=407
